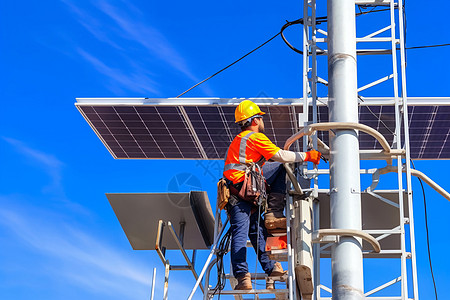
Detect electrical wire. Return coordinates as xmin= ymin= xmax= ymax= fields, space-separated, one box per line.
xmin=280 ymin=19 xmax=304 ymax=55
xmin=253 ymin=204 xmax=263 ymax=295
xmin=358 ymin=95 xmax=396 ymax=136
xmin=175 ymin=6 xmax=449 ymax=99
xmin=175 ymin=8 xmax=400 ymax=98
xmin=405 ymin=43 xmax=450 ymax=50
xmin=279 ymin=8 xmax=388 ymax=56
xmin=411 ymin=160 xmax=439 ymax=300
xmin=403 ymin=0 xmax=408 ymax=48
xmin=211 ymin=227 xmax=233 ymax=297
xmin=175 ymin=31 xmax=281 ymax=98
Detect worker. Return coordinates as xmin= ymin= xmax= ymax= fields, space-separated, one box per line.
xmin=223 ymin=100 xmax=321 ymax=290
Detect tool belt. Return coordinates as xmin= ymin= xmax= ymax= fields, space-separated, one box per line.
xmin=227 ymin=165 xmax=269 ymax=207
xmin=222 ymin=131 xmax=269 ymax=209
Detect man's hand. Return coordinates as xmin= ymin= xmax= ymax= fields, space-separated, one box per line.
xmin=304 ymin=150 xmax=321 ymax=165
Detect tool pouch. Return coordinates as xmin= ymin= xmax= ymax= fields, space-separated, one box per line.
xmin=238 ymin=164 xmax=267 ymax=206
xmin=217 ymin=177 xmax=231 ymax=210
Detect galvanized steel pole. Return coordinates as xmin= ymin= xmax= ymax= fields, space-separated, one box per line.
xmin=327 ymin=1 xmax=364 ymax=299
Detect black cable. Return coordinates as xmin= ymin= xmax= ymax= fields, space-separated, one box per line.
xmin=175 ymin=8 xmax=395 ymax=98
xmin=358 ymin=95 xmax=395 ymax=136
xmin=280 ymin=8 xmax=389 ymax=56
xmin=403 ymin=0 xmax=408 ymax=48
xmin=405 ymin=43 xmax=450 ymax=50
xmin=211 ymin=227 xmax=233 ymax=296
xmin=175 ymin=6 xmax=448 ymax=98
xmin=175 ymin=31 xmax=281 ymax=98
xmin=280 ymin=19 xmax=304 ymax=55
xmin=411 ymin=160 xmax=439 ymax=300
xmin=356 ymin=7 xmax=390 ymax=16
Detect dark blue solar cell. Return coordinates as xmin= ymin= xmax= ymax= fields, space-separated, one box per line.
xmin=135 ymin=106 xmax=158 ymax=114
xmin=80 ymin=106 xmax=96 ymax=114
xmin=94 ymin=107 xmax=116 ymax=114
xmin=114 ymin=106 xmax=137 ymax=113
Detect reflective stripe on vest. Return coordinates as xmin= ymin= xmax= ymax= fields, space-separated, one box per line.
xmin=223 ymin=131 xmax=266 ymax=173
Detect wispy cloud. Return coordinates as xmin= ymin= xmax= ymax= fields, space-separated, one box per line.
xmin=61 ymin=0 xmax=123 ymax=50
xmin=1 ymin=137 xmax=91 ymax=216
xmin=61 ymin=0 xmax=215 ymax=96
xmin=3 ymin=137 xmax=64 ymax=194
xmin=0 ymin=205 xmax=152 ymax=298
xmin=95 ymin=0 xmax=198 ymax=81
xmin=77 ymin=48 xmax=159 ymax=94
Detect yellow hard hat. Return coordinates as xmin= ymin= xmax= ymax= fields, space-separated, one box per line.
xmin=235 ymin=100 xmax=265 ymax=123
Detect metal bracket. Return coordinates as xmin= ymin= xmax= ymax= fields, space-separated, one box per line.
xmin=283 ymin=122 xmax=405 ymax=162
xmin=155 ymin=220 xmax=205 ymax=293
xmin=312 ymin=228 xmax=381 ymax=253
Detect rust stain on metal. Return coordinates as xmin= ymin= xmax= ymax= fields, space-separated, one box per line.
xmin=329 ymin=53 xmax=357 ymax=64
xmin=337 ymin=284 xmax=364 ymax=297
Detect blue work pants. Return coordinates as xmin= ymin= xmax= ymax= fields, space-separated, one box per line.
xmin=229 ymin=200 xmax=275 ymax=278
xmin=262 ymin=162 xmax=287 ymax=194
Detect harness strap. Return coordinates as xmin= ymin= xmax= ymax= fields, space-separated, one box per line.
xmin=223 ymin=163 xmax=247 ymax=172
xmin=239 ymin=132 xmax=255 ymax=163
xmin=223 ymin=131 xmax=266 ymax=173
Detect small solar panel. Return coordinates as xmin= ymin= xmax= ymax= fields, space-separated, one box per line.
xmin=76 ymin=98 xmax=450 ymax=160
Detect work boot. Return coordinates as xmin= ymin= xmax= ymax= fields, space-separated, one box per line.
xmin=234 ymin=273 xmax=252 ymax=290
xmin=270 ymin=262 xmax=287 ymax=277
xmin=265 ymin=193 xmax=287 ymax=230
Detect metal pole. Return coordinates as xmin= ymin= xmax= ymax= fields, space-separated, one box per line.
xmin=398 ymin=0 xmax=419 ymax=297
xmin=327 ymin=1 xmax=364 ymax=299
xmin=150 ymin=268 xmax=157 ymax=300
xmin=313 ymin=199 xmax=320 ymax=300
xmin=163 ymin=262 xmax=170 ymax=300
xmin=389 ymin=1 xmax=409 ymax=297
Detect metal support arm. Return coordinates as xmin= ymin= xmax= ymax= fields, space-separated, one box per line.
xmin=283 ymin=122 xmax=405 ymax=157
xmin=312 ymin=229 xmax=381 ymax=253
xmin=369 ymin=165 xmax=450 ymax=202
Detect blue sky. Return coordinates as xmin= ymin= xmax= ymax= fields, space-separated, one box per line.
xmin=1 ymin=0 xmax=449 ymax=299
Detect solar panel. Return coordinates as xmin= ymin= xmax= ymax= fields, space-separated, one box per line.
xmin=313 ymin=104 xmax=450 ymax=159
xmin=76 ymin=98 xmax=450 ymax=160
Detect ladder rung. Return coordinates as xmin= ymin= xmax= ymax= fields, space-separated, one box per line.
xmin=225 ymin=273 xmax=288 ymax=282
xmin=208 ymin=288 xmax=289 ymax=295
xmin=268 ymin=249 xmax=288 ymax=262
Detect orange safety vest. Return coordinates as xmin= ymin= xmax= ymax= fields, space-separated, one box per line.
xmin=223 ymin=130 xmax=280 ymax=184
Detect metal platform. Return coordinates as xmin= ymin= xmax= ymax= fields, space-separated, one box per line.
xmin=107 ymin=191 xmax=215 ymax=250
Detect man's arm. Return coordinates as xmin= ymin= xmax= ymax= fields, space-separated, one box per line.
xmin=271 ymin=149 xmax=321 ymax=164
xmin=250 ymin=132 xmax=321 ymax=164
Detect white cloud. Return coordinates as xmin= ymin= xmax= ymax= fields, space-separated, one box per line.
xmin=3 ymin=137 xmax=64 ymax=194
xmin=61 ymin=0 xmax=123 ymax=50
xmin=0 ymin=205 xmax=152 ymax=299
xmin=95 ymin=0 xmax=198 ymax=82
xmin=61 ymin=0 xmax=217 ymax=96
xmin=77 ymin=48 xmax=160 ymax=94
xmin=3 ymin=137 xmax=63 ymax=170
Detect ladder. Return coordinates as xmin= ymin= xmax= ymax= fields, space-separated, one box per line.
xmin=302 ymin=0 xmax=418 ymax=299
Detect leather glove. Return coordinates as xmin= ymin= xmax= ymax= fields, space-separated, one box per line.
xmin=304 ymin=150 xmax=321 ymax=165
